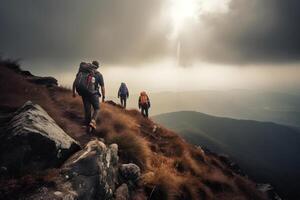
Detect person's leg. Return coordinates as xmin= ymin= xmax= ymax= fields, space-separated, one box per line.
xmin=124 ymin=98 xmax=127 ymax=108
xmin=142 ymin=106 xmax=147 ymax=117
xmin=145 ymin=107 xmax=149 ymax=117
xmin=82 ymin=96 xmax=91 ymax=125
xmin=121 ymin=97 xmax=125 ymax=107
xmin=121 ymin=97 xmax=126 ymax=108
xmin=141 ymin=107 xmax=145 ymax=117
xmin=90 ymin=94 xmax=100 ymax=123
xmin=120 ymin=97 xmax=123 ymax=107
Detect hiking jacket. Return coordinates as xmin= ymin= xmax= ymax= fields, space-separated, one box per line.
xmin=138 ymin=95 xmax=150 ymax=108
xmin=118 ymin=84 xmax=129 ymax=98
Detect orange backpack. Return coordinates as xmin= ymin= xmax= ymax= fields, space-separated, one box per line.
xmin=140 ymin=92 xmax=148 ymax=105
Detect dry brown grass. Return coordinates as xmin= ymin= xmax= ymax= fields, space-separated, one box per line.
xmin=108 ymin=131 xmax=151 ymax=170
xmin=0 ymin=65 xmax=85 ymax=140
xmin=0 ymin=169 xmax=58 ymax=200
xmin=142 ymin=167 xmax=181 ymax=200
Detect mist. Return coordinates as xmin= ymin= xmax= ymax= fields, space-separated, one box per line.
xmin=22 ymin=59 xmax=300 ymax=98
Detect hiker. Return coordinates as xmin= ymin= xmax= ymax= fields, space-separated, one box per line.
xmin=72 ymin=61 xmax=105 ymax=132
xmin=118 ymin=82 xmax=129 ymax=108
xmin=138 ymin=91 xmax=150 ymax=117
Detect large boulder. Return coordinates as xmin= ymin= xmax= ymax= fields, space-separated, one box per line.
xmin=119 ymin=163 xmax=141 ymax=182
xmin=0 ymin=101 xmax=80 ymax=176
xmin=59 ymin=139 xmax=119 ymax=200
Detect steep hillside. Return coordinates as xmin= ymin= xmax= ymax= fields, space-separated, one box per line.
xmin=0 ymin=60 xmax=271 ymax=200
xmin=154 ymin=111 xmax=300 ymax=199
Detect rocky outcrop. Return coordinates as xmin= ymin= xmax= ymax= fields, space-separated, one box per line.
xmin=59 ymin=139 xmax=119 ymax=200
xmin=0 ymin=60 xmax=57 ymax=86
xmin=0 ymin=101 xmax=80 ymax=176
xmin=115 ymin=184 xmax=129 ymax=200
xmin=24 ymin=139 xmax=142 ymax=200
xmin=119 ymin=163 xmax=141 ymax=182
xmin=29 ymin=76 xmax=58 ymax=87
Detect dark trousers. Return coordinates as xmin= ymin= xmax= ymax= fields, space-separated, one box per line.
xmin=82 ymin=94 xmax=100 ymax=125
xmin=120 ymin=96 xmax=127 ymax=108
xmin=141 ymin=106 xmax=149 ymax=117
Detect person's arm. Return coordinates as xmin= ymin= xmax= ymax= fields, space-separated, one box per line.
xmin=118 ymin=87 xmax=120 ymax=98
xmin=97 ymin=72 xmax=105 ymax=102
xmin=72 ymin=78 xmax=77 ymax=98
xmin=147 ymin=97 xmax=151 ymax=108
xmin=101 ymin=86 xmax=105 ymax=102
xmin=127 ymin=88 xmax=129 ymax=98
xmin=138 ymin=97 xmax=141 ymax=109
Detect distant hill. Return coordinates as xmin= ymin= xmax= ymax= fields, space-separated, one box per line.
xmin=122 ymin=90 xmax=300 ymax=127
xmin=154 ymin=111 xmax=300 ymax=200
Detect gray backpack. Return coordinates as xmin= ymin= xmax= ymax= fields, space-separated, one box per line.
xmin=75 ymin=62 xmax=97 ymax=96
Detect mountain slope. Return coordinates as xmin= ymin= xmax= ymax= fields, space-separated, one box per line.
xmin=154 ymin=111 xmax=300 ymax=199
xmin=0 ymin=60 xmax=271 ymax=200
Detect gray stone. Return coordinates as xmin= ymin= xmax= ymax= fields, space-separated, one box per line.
xmin=0 ymin=101 xmax=80 ymax=176
xmin=120 ymin=163 xmax=141 ymax=182
xmin=60 ymin=139 xmax=119 ymax=200
xmin=115 ymin=184 xmax=129 ymax=200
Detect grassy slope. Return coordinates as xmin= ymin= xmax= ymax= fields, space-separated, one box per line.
xmin=154 ymin=111 xmax=300 ymax=199
xmin=0 ymin=63 xmax=268 ymax=200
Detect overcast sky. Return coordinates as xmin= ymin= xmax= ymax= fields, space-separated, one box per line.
xmin=1 ymin=0 xmax=300 ymax=94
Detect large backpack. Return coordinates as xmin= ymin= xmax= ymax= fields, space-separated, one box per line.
xmin=75 ymin=62 xmax=97 ymax=96
xmin=119 ymin=83 xmax=128 ymax=96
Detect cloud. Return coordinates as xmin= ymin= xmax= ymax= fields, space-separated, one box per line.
xmin=0 ymin=0 xmax=299 ymax=68
xmin=0 ymin=0 xmax=169 ymax=65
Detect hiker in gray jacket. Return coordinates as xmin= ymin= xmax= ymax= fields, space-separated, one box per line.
xmin=72 ymin=61 xmax=105 ymax=132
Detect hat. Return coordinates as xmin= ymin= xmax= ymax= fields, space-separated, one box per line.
xmin=92 ymin=60 xmax=100 ymax=68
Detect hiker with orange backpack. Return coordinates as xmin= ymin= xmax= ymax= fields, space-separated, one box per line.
xmin=72 ymin=61 xmax=105 ymax=133
xmin=138 ymin=91 xmax=151 ymax=117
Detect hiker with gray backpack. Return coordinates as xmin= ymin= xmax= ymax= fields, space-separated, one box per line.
xmin=72 ymin=61 xmax=105 ymax=133
xmin=118 ymin=82 xmax=129 ymax=108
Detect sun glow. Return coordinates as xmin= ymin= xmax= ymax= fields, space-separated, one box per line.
xmin=169 ymin=0 xmax=200 ymax=35
xmin=168 ymin=0 xmax=231 ymax=37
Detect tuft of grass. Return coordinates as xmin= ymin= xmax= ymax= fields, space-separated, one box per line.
xmin=142 ymin=168 xmax=181 ymax=200
xmin=235 ymin=176 xmax=268 ymax=200
xmin=108 ymin=131 xmax=150 ymax=170
xmin=176 ymin=178 xmax=213 ymax=200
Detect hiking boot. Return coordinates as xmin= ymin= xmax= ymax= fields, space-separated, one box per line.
xmin=89 ymin=119 xmax=97 ymax=130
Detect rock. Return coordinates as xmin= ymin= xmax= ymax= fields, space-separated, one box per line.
xmin=257 ymin=184 xmax=282 ymax=200
xmin=53 ymin=191 xmax=63 ymax=197
xmin=115 ymin=184 xmax=129 ymax=200
xmin=29 ymin=76 xmax=58 ymax=87
xmin=60 ymin=139 xmax=119 ymax=200
xmin=152 ymin=125 xmax=158 ymax=133
xmin=20 ymin=70 xmax=34 ymax=77
xmin=120 ymin=163 xmax=141 ymax=182
xmin=0 ymin=101 xmax=80 ymax=176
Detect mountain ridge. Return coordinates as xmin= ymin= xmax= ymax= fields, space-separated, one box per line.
xmin=0 ymin=59 xmax=275 ymax=200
